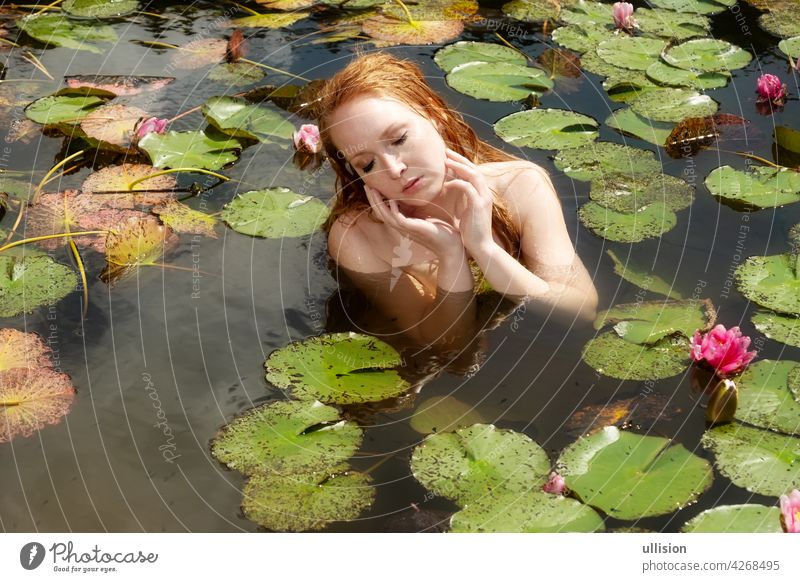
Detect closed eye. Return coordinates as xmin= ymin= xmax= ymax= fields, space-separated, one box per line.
xmin=362 ymin=132 xmax=408 ymax=173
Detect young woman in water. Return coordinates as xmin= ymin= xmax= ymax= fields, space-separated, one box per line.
xmin=314 ymin=51 xmax=598 ymax=347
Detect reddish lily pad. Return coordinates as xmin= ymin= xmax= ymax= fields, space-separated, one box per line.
xmin=152 ymin=200 xmax=218 ymax=238
xmin=81 ymin=164 xmax=179 ymax=205
xmin=0 ymin=367 xmax=76 ymax=443
xmin=362 ymin=15 xmax=464 ymax=46
xmin=64 ymin=75 xmax=175 ymax=97
xmin=0 ymin=328 xmax=52 ymax=371
xmin=80 ymin=104 xmax=149 ymax=151
xmin=170 ymin=38 xmax=227 ymax=69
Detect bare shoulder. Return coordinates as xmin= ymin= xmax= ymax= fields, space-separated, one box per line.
xmin=479 ymin=160 xmax=557 ymax=222
xmin=327 ymin=209 xmax=391 ymax=273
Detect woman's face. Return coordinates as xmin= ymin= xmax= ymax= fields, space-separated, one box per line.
xmin=327 ymin=94 xmax=447 ymax=208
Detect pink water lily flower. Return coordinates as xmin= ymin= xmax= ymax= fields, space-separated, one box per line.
xmin=690 ymin=324 xmax=757 ymax=377
xmin=756 ymin=73 xmax=788 ymax=106
xmin=780 ymin=489 xmax=800 ymax=533
xmin=542 ymin=471 xmax=566 ymax=495
xmin=293 ymin=123 xmax=321 ymax=154
xmin=135 ymin=116 xmax=168 ymax=138
xmin=612 ymin=2 xmax=636 ymax=32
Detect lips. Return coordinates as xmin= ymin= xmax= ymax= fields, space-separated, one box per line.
xmin=402 ymin=176 xmax=421 ymax=192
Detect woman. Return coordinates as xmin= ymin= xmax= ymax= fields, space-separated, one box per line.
xmin=314 ymin=51 xmax=598 ymax=348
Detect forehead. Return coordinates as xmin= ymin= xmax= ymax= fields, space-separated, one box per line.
xmin=329 ymin=95 xmax=422 ymax=157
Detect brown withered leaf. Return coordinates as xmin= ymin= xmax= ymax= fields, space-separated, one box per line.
xmin=226 ymin=28 xmax=246 ymax=63
xmin=665 ymin=113 xmax=750 ymax=158
xmin=565 ymin=392 xmax=677 ymax=437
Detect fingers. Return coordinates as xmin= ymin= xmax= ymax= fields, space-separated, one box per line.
xmin=365 ymin=185 xmax=396 ymax=227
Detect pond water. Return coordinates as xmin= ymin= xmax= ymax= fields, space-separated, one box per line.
xmin=1 ymin=0 xmax=799 ymax=532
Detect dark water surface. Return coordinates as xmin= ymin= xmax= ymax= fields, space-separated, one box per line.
xmin=1 ymin=0 xmax=799 ymax=532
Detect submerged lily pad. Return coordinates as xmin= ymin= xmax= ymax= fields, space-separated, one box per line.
xmin=606 ymin=249 xmax=684 ymax=299
xmin=0 ymin=255 xmax=78 ymax=318
xmin=208 ymin=63 xmax=265 ymax=86
xmin=152 ymin=200 xmax=218 ymax=238
xmin=242 ymin=466 xmax=374 ymax=532
xmin=705 ymin=166 xmax=800 ymax=209
xmin=138 ymin=130 xmax=243 ymax=170
xmin=702 ymin=423 xmax=800 ymax=497
xmin=494 ymin=109 xmax=598 ymax=150
xmin=582 ymin=331 xmax=691 ymax=380
xmin=630 ymin=88 xmax=718 ymax=122
xmin=596 ymin=37 xmax=665 ymax=71
xmin=434 ymin=40 xmax=526 ymax=73
xmin=450 ymin=490 xmax=605 ymax=533
xmin=560 ymin=426 xmax=713 ymax=519
xmin=681 ymin=504 xmax=782 ymax=533
xmin=446 ymin=61 xmax=553 ymax=102
xmin=736 ymin=253 xmax=800 ymax=315
xmin=170 ymin=38 xmax=227 ymax=69
xmin=101 ymin=217 xmax=177 ymax=284
xmin=201 ymin=97 xmax=295 ymax=145
xmin=595 ymin=298 xmax=715 ymax=344
xmin=410 ymin=395 xmax=485 ymax=435
xmin=605 ymin=108 xmax=675 ymax=146
xmin=62 ymin=0 xmax=138 ymax=18
xmin=265 ymin=332 xmax=409 ymax=404
xmin=634 ymin=7 xmax=710 ymax=40
xmin=0 ymin=367 xmax=76 ymax=443
xmin=590 ymin=172 xmax=694 ymax=213
xmin=17 ymin=14 xmax=118 ymax=54
xmin=0 ymin=329 xmax=52 ymax=371
xmin=734 ymin=360 xmax=800 ymax=435
xmin=646 ymin=61 xmax=730 ymax=90
xmin=411 ymin=424 xmax=551 ymax=506
xmin=578 ymin=201 xmax=677 ymax=243
xmin=662 ymin=38 xmax=752 ymax=72
xmin=752 ymin=312 xmax=800 ymax=348
xmin=221 ymin=188 xmax=328 ymax=238
xmin=554 ymin=141 xmax=661 ymax=182
xmin=211 ymin=400 xmax=363 ymax=476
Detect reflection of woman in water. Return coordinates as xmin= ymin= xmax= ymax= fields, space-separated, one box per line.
xmin=314 ymin=51 xmax=598 ymax=352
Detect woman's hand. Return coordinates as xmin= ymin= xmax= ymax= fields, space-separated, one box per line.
xmin=364 ymin=184 xmax=463 ymax=259
xmin=442 ymin=148 xmax=495 ymax=255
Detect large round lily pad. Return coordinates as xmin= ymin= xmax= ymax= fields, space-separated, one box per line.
xmin=759 ymin=10 xmax=800 ymax=39
xmin=634 ymin=7 xmax=710 ymax=40
xmin=735 ymin=253 xmax=800 ymax=315
xmin=705 ymin=166 xmax=800 ymax=209
xmin=265 ymin=332 xmax=409 ymax=404
xmin=605 ymin=108 xmax=675 ymax=146
xmin=17 ymin=14 xmax=118 ymax=54
xmin=551 ymin=24 xmax=615 ymax=54
xmin=450 ymin=490 xmax=605 ymax=532
xmin=410 ymin=424 xmax=551 ymax=506
xmin=662 ymin=38 xmax=752 ymax=72
xmin=0 ymin=328 xmax=53 ymax=371
xmin=62 ymin=0 xmax=138 ymax=18
xmin=630 ymin=88 xmax=718 ymax=122
xmin=494 ymin=109 xmax=598 ymax=150
xmin=434 ymin=40 xmax=526 ymax=73
xmin=560 ymin=1 xmax=613 ymax=26
xmin=594 ymin=298 xmax=715 ymax=344
xmin=596 ymin=37 xmax=666 ymax=71
xmin=701 ymin=423 xmax=800 ymax=497
xmin=647 ymin=0 xmax=731 ymax=15
xmin=582 ymin=331 xmax=691 ymax=380
xmin=734 ymin=359 xmax=800 ymax=436
xmin=0 ymin=367 xmax=76 ymax=443
xmin=646 ymin=61 xmax=730 ymax=90
xmin=0 ymin=255 xmax=78 ymax=318
xmin=446 ymin=61 xmax=553 ymax=102
xmin=221 ymin=188 xmax=328 ymax=238
xmin=501 ymin=0 xmax=561 ymax=22
xmin=554 ymin=142 xmax=661 ymax=182
xmin=753 ymin=312 xmax=800 ymax=348
xmin=578 ymin=201 xmax=677 ymax=243
xmin=211 ymin=399 xmax=363 ymax=476
xmin=361 ymin=15 xmax=464 ymax=46
xmin=778 ymin=36 xmax=800 ymax=59
xmin=138 ymin=130 xmax=243 ymax=171
xmin=681 ymin=504 xmax=782 ymax=533
xmin=560 ymin=426 xmax=713 ymax=519
xmin=201 ymin=97 xmax=295 ymax=145
xmin=590 ymin=172 xmax=694 ymax=213
xmin=242 ymin=466 xmax=374 ymax=532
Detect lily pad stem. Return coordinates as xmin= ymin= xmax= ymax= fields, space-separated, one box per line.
xmin=33 ymin=148 xmax=87 ymax=204
xmin=494 ymin=32 xmax=530 ymax=63
xmin=0 ymin=398 xmax=21 ymax=407
xmin=391 ymin=0 xmax=416 ymax=26
xmin=224 ymin=0 xmax=260 ymax=16
xmin=0 ymin=231 xmax=109 ymax=254
xmin=127 ymin=168 xmax=230 ymax=190
xmin=33 ymin=0 xmax=61 ymax=15
xmin=712 ymin=149 xmax=786 ymax=169
xmin=238 ymin=58 xmax=310 ymax=81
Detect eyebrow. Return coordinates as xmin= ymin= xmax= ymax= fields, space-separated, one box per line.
xmin=348 ymin=122 xmax=404 ymax=163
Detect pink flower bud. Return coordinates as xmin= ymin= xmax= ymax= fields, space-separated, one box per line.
xmin=542 ymin=471 xmax=566 ymax=495
xmin=756 ymin=73 xmax=788 ymax=106
xmin=612 ymin=2 xmax=636 ymax=32
xmin=780 ymin=489 xmax=800 ymax=533
xmin=135 ymin=117 xmax=168 ymax=139
xmin=689 ymin=324 xmax=757 ymax=377
xmin=293 ymin=123 xmax=321 ymax=154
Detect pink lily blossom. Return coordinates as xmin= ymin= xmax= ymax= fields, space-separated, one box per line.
xmin=542 ymin=471 xmax=566 ymax=495
xmin=293 ymin=123 xmax=321 ymax=154
xmin=756 ymin=73 xmax=788 ymax=106
xmin=779 ymin=489 xmax=800 ymax=533
xmin=690 ymin=324 xmax=757 ymax=377
xmin=135 ymin=116 xmax=168 ymax=139
xmin=612 ymin=2 xmax=636 ymax=32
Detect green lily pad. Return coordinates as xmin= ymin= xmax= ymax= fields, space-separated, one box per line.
xmin=734 ymin=360 xmax=800 ymax=436
xmin=0 ymin=255 xmax=78 ymax=318
xmin=138 ymin=130 xmax=243 ymax=171
xmin=152 ymin=200 xmax=218 ymax=238
xmin=221 ymin=188 xmax=328 ymax=238
xmin=777 ymin=126 xmax=800 ymax=155
xmin=634 ymin=7 xmax=710 ymax=40
xmin=647 ymin=0 xmax=732 ymax=15
xmin=578 ymin=201 xmax=677 ymax=243
xmin=25 ymin=94 xmax=107 ymax=126
xmin=554 ymin=141 xmax=661 ymax=182
xmin=410 ymin=424 xmax=551 ymax=506
xmin=207 ymin=63 xmax=265 ymax=86
xmin=265 ymin=332 xmax=409 ymax=404
xmin=450 ymin=490 xmax=605 ymax=532
xmin=753 ymin=312 xmax=800 ymax=348
xmin=445 ymin=61 xmax=553 ymax=102
xmin=606 ymin=249 xmax=684 ymax=300
xmin=560 ymin=426 xmax=713 ymax=519
xmin=434 ymin=40 xmax=526 ymax=74
xmin=210 ymin=399 xmax=363 ymax=476
xmin=662 ymin=38 xmax=752 ymax=72
xmin=595 ymin=298 xmax=715 ymax=344
xmin=201 ymin=97 xmax=295 ymax=145
xmin=759 ymin=11 xmax=800 ymax=39
xmin=0 ymin=177 xmax=35 ymax=201
xmin=17 ymin=14 xmax=118 ymax=54
xmin=62 ymin=0 xmax=138 ymax=18
xmin=582 ymin=331 xmax=691 ymax=380
xmin=589 ymin=172 xmax=694 ymax=213
xmin=494 ymin=109 xmax=598 ymax=150
xmin=551 ymin=24 xmax=615 ymax=54
xmin=501 ymin=0 xmax=561 ymax=22
xmin=736 ymin=253 xmax=800 ymax=315
xmin=630 ymin=88 xmax=718 ymax=122
xmin=681 ymin=504 xmax=783 ymax=533
xmin=646 ymin=61 xmax=730 ymax=90
xmin=605 ymin=108 xmax=675 ymax=146
xmin=705 ymin=166 xmax=800 ymax=209
xmin=410 ymin=395 xmax=485 ymax=435
xmin=596 ymin=37 xmax=666 ymax=71
xmin=242 ymin=467 xmax=374 ymax=532
xmin=560 ymin=1 xmax=613 ymax=27
xmin=701 ymin=423 xmax=800 ymax=497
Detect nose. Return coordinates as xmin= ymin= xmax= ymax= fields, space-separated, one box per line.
xmin=381 ymin=153 xmax=406 ymax=178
